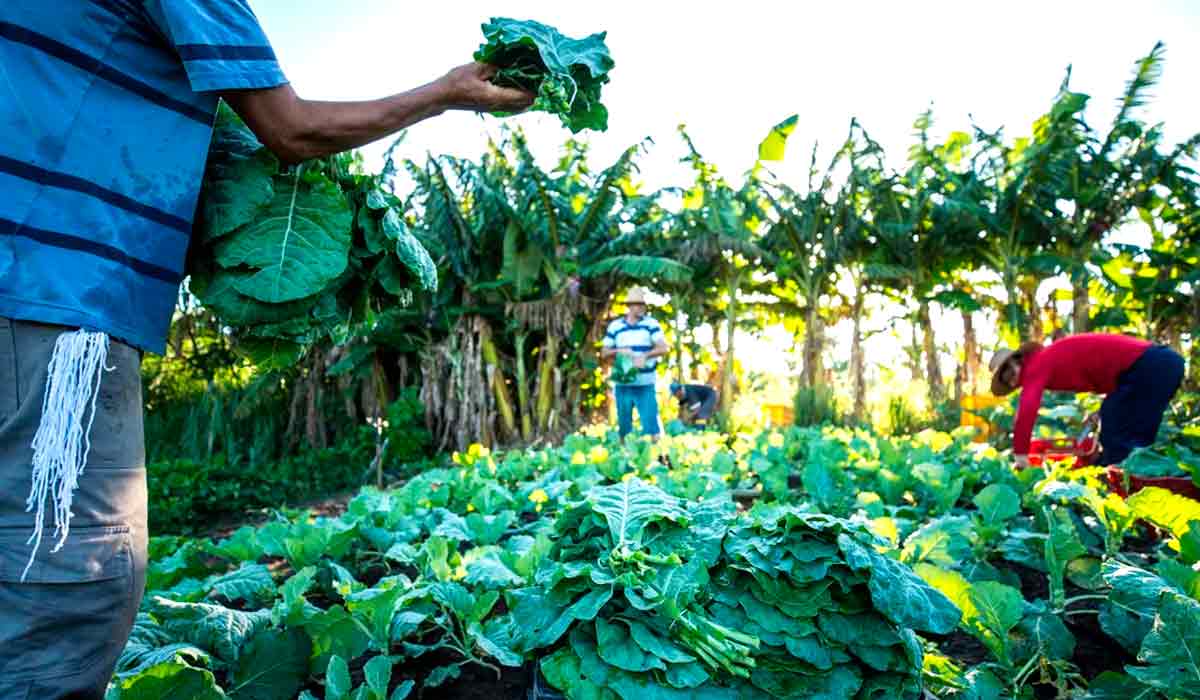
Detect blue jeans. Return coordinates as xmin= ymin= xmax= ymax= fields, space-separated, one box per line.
xmin=614 ymin=384 xmax=661 ymax=438
xmin=1098 ymin=345 xmax=1185 ymax=465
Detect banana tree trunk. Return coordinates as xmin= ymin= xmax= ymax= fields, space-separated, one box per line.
xmin=1072 ymin=273 xmax=1090 ymax=334
xmin=515 ymin=332 xmax=532 ymax=442
xmin=480 ymin=327 xmax=518 ymax=443
xmin=1022 ymin=279 xmax=1043 ymax=343
xmin=1002 ymin=263 xmax=1027 ymax=342
xmin=850 ymin=285 xmax=866 ymax=424
xmin=908 ymin=322 xmax=924 ymax=385
xmin=962 ymin=310 xmax=978 ymax=394
xmin=720 ymin=275 xmax=738 ymax=418
xmin=802 ymin=292 xmax=824 ymax=389
xmin=535 ymin=334 xmax=559 ymax=433
xmin=918 ymin=301 xmax=943 ymax=405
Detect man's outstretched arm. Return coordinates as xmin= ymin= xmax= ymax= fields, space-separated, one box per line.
xmin=222 ymin=63 xmax=532 ymax=164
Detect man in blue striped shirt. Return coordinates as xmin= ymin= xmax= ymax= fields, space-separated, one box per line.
xmin=600 ymin=287 xmax=670 ymax=439
xmin=0 ymin=2 xmax=530 ymax=695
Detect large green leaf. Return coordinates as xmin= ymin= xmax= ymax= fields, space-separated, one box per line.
xmin=581 ymin=255 xmax=694 ymax=284
xmin=150 ymin=597 xmax=272 ymax=664
xmin=214 ymin=168 xmax=353 ymax=303
xmin=973 ymin=484 xmax=1021 ymax=525
xmin=1127 ymin=487 xmax=1200 ymax=539
xmin=1100 ymin=561 xmax=1183 ymax=654
xmin=1126 ymin=593 xmax=1200 ymax=696
xmin=198 ymin=104 xmax=277 ymax=243
xmin=207 ymin=564 xmax=276 ymax=605
xmin=588 ymin=478 xmax=687 ymax=549
xmin=838 ymin=534 xmax=961 ymax=634
xmin=108 ymin=661 xmax=227 ymax=700
xmin=228 ymin=628 xmax=311 ymax=700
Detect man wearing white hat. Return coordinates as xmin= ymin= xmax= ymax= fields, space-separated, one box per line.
xmin=600 ymin=287 xmax=670 ymax=438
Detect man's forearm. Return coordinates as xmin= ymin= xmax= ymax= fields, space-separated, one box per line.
xmin=224 ymin=82 xmax=450 ymax=164
xmin=223 ymin=63 xmax=532 ymax=165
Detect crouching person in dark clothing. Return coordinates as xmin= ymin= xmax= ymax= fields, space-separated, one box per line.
xmin=670 ymin=382 xmax=719 ymax=428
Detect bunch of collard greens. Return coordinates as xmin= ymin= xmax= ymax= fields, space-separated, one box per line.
xmin=507 ymin=478 xmax=961 ymax=699
xmin=475 ymin=18 xmax=613 ymax=133
xmin=610 ymin=353 xmax=642 ymax=385
xmin=188 ymin=105 xmax=437 ymax=367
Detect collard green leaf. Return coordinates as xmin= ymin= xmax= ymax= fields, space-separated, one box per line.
xmin=150 ymin=597 xmax=272 ymax=664
xmin=1100 ymin=561 xmax=1182 ymax=654
xmin=1125 ymin=592 xmax=1200 ymax=696
xmin=325 ymin=655 xmax=352 ymax=700
xmin=229 ymin=628 xmax=311 ymax=700
xmin=207 ymin=563 xmax=276 ymax=605
xmin=839 ymin=534 xmax=961 ymax=634
xmin=588 ymin=478 xmax=687 ymax=549
xmin=1126 ymin=487 xmax=1200 ymax=539
xmin=198 ymin=104 xmax=277 ymax=243
xmin=108 ymin=661 xmax=227 ymax=700
xmin=214 ymin=168 xmax=353 ymax=304
xmin=475 ymin=18 xmax=614 ymax=133
xmin=596 ymin=618 xmax=666 ymax=673
xmin=973 ymin=484 xmax=1021 ymax=525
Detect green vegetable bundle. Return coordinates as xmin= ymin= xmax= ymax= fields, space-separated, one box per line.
xmin=188 ymin=106 xmax=437 ymax=367
xmin=610 ymin=353 xmax=641 ymax=384
xmin=507 ymin=478 xmax=961 ymax=699
xmin=474 ymin=18 xmax=613 ymax=133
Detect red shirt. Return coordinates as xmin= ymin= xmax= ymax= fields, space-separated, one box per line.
xmin=1013 ymin=334 xmax=1151 ymax=454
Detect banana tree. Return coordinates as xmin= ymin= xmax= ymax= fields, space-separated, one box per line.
xmin=1043 ymin=44 xmax=1200 ymax=332
xmin=671 ymin=126 xmax=770 ymax=419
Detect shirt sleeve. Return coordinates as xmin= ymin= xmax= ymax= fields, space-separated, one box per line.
xmin=146 ymin=0 xmax=288 ymax=92
xmin=1012 ymin=380 xmax=1046 ymax=455
xmin=602 ymin=322 xmax=616 ymax=349
xmin=649 ymin=320 xmax=666 ymax=345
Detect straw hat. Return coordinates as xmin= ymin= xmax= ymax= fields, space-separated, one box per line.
xmin=624 ymin=286 xmax=651 ymax=305
xmin=989 ymin=349 xmax=1018 ymax=396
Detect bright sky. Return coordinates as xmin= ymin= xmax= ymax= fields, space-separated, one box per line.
xmin=249 ymin=1 xmax=1200 ymax=405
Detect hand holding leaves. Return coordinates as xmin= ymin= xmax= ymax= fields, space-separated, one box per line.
xmin=435 ymin=62 xmax=534 ymax=114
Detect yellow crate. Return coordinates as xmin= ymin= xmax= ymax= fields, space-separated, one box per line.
xmin=763 ymin=403 xmax=794 ymax=428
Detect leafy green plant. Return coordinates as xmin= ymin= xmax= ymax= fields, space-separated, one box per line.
xmin=475 ymin=18 xmax=614 ymax=133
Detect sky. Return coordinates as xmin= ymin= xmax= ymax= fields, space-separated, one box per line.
xmin=248 ymin=1 xmax=1200 ymax=402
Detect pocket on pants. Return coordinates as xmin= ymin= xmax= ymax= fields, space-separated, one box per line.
xmin=0 ymin=317 xmax=16 ymax=427
xmin=0 ymin=525 xmax=135 ymax=681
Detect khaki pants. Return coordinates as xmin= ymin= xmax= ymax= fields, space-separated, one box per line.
xmin=0 ymin=317 xmax=147 ymax=699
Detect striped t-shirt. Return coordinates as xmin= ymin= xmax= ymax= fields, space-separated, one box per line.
xmin=0 ymin=0 xmax=288 ymax=352
xmin=602 ymin=315 xmax=666 ymax=386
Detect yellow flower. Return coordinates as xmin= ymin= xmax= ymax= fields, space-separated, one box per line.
xmin=768 ymin=432 xmax=785 ymax=449
xmin=466 ymin=503 xmax=476 ymax=512
xmin=451 ymin=451 xmax=464 ymax=466
xmin=647 ymin=475 xmax=658 ymax=485
xmin=571 ymin=451 xmax=587 ymax=465
xmin=467 ymin=443 xmax=490 ymax=459
xmin=621 ymin=472 xmax=637 ymax=483
xmin=529 ymin=488 xmax=549 ymax=505
xmin=589 ymin=445 xmax=610 ymax=464
xmin=452 ymin=564 xmax=468 ymax=581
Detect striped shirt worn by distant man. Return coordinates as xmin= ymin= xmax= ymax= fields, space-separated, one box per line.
xmin=0 ymin=0 xmax=288 ymax=352
xmin=602 ymin=315 xmax=666 ymax=386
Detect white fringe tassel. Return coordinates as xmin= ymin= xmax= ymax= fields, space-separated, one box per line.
xmin=22 ymin=329 xmax=111 ymax=581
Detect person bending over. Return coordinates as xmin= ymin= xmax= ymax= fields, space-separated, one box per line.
xmin=989 ymin=333 xmax=1185 ymax=468
xmin=670 ymin=381 xmax=718 ymax=428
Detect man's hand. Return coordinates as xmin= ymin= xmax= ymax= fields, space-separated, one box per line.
xmin=632 ymin=353 xmax=646 ymax=369
xmin=1013 ymin=454 xmax=1032 ymax=469
xmin=434 ymin=63 xmax=534 ymax=113
xmin=1083 ymin=412 xmax=1101 ymax=430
